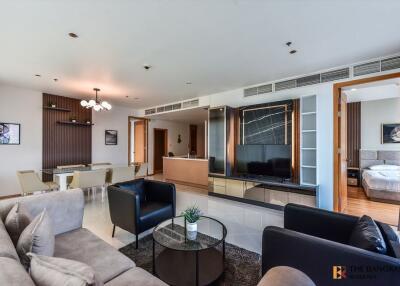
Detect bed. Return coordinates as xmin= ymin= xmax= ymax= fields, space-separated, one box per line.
xmin=360 ymin=150 xmax=400 ymax=204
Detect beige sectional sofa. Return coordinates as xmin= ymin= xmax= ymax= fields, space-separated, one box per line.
xmin=0 ymin=189 xmax=167 ymax=286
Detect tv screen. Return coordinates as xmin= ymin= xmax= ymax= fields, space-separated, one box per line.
xmin=236 ymin=144 xmax=291 ymax=179
xmin=0 ymin=123 xmax=20 ymax=145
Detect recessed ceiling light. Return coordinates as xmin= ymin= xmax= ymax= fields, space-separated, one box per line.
xmin=134 ymin=97 xmax=140 ymax=100
xmin=143 ymin=64 xmax=151 ymax=70
xmin=186 ymin=82 xmax=192 ymax=85
xmin=126 ymin=96 xmax=129 ymax=98
xmin=68 ymin=32 xmax=78 ymax=38
xmin=53 ymin=78 xmax=58 ymax=82
xmin=289 ymin=50 xmax=297 ymax=54
xmin=35 ymin=74 xmax=41 ymax=77
xmin=351 ymin=88 xmax=357 ymax=91
xmin=286 ymin=41 xmax=292 ymax=47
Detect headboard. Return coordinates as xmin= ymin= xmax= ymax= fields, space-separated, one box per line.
xmin=359 ymin=150 xmax=400 ymax=170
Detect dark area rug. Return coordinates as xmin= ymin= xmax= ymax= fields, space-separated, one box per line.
xmin=119 ymin=234 xmax=261 ymax=286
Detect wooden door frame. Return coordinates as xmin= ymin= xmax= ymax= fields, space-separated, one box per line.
xmin=333 ymin=72 xmax=400 ymax=212
xmin=153 ymin=128 xmax=168 ymax=174
xmin=128 ymin=116 xmax=149 ymax=165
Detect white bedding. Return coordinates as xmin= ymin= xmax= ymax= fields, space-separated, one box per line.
xmin=363 ymin=170 xmax=400 ymax=192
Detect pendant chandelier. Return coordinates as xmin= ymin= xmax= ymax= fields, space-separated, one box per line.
xmin=80 ymin=88 xmax=112 ymax=111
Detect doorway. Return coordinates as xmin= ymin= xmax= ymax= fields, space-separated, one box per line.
xmin=333 ymin=72 xmax=400 ymax=219
xmin=153 ymin=128 xmax=168 ymax=174
xmin=189 ymin=124 xmax=197 ymax=155
xmin=128 ymin=117 xmax=148 ymax=165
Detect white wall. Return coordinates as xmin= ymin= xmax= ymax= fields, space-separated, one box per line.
xmin=0 ymin=85 xmax=42 ymax=196
xmin=361 ymin=97 xmax=400 ymax=151
xmin=92 ymin=105 xmax=135 ymax=165
xmin=147 ymin=119 xmax=190 ymax=174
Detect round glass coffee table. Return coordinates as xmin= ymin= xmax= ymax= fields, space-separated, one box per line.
xmin=152 ymin=216 xmax=227 ymax=286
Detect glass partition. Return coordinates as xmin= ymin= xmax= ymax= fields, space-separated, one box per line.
xmin=208 ymin=108 xmax=225 ymax=174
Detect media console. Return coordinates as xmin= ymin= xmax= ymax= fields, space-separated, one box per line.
xmin=208 ymin=174 xmax=318 ymax=211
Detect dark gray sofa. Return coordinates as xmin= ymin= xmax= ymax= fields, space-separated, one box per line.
xmin=0 ymin=189 xmax=167 ymax=285
xmin=262 ymin=204 xmax=400 ymax=286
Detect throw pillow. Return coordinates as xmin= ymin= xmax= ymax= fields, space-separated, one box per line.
xmin=17 ymin=209 xmax=55 ymax=268
xmin=28 ymin=253 xmax=102 ymax=286
xmin=5 ymin=203 xmax=32 ymax=245
xmin=349 ymin=215 xmax=387 ymax=254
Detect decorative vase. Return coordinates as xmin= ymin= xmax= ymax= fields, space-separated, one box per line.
xmin=186 ymin=222 xmax=198 ymax=240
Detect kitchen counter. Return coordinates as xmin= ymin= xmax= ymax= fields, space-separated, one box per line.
xmin=163 ymin=156 xmax=209 ymax=187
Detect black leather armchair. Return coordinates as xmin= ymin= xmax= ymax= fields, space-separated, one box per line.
xmin=262 ymin=204 xmax=400 ymax=286
xmin=108 ymin=178 xmax=176 ymax=248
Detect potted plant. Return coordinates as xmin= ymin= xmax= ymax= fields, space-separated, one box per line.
xmin=181 ymin=206 xmax=202 ymax=240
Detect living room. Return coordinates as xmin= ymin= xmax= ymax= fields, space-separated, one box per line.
xmin=0 ymin=1 xmax=400 ymax=286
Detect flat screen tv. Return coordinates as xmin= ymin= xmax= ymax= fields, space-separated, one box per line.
xmin=236 ymin=144 xmax=291 ymax=180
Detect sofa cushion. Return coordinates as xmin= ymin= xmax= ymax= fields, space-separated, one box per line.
xmin=0 ymin=218 xmax=20 ymax=261
xmin=5 ymin=203 xmax=32 ymax=245
xmin=17 ymin=209 xmax=55 ymax=268
xmin=28 ymin=253 xmax=102 ymax=286
xmin=0 ymin=257 xmax=35 ymax=286
xmin=0 ymin=189 xmax=84 ymax=236
xmin=116 ymin=179 xmax=145 ymax=203
xmin=104 ymin=267 xmax=167 ymax=286
xmin=139 ymin=202 xmax=173 ymax=232
xmin=349 ymin=215 xmax=387 ymax=254
xmin=54 ymin=228 xmax=135 ymax=283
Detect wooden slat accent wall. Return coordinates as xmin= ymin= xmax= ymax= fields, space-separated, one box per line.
xmin=347 ymin=102 xmax=361 ymax=168
xmin=42 ymin=94 xmax=92 ymax=181
xmin=292 ymin=99 xmax=301 ymax=183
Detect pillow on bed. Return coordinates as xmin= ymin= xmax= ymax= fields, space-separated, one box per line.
xmin=369 ymin=165 xmax=400 ymax=171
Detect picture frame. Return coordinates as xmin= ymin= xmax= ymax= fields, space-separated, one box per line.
xmin=382 ymin=123 xmax=400 ymax=144
xmin=105 ymin=130 xmax=118 ymax=145
xmin=0 ymin=123 xmax=21 ymax=145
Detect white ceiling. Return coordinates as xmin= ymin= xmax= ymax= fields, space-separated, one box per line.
xmin=344 ymin=78 xmax=400 ymax=102
xmin=1 ymin=0 xmax=400 ymax=108
xmin=148 ymin=107 xmax=208 ymax=125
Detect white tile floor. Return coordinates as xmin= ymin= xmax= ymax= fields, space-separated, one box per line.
xmin=82 ymin=180 xmax=284 ymax=254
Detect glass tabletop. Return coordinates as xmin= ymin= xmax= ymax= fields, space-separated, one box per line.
xmin=153 ymin=216 xmax=227 ymax=251
xmin=41 ymin=166 xmax=92 ymax=175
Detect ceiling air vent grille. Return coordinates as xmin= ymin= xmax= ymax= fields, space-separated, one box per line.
xmin=353 ymin=61 xmax=380 ymax=76
xmin=182 ymin=99 xmax=199 ymax=109
xmin=145 ymin=108 xmax=156 ymax=115
xmin=172 ymin=103 xmax=182 ymax=110
xmin=381 ymin=56 xmax=400 ymax=71
xmin=156 ymin=106 xmax=165 ymax=113
xmin=296 ymin=74 xmax=321 ymax=87
xmin=257 ymin=84 xmax=273 ymax=94
xmin=321 ymin=68 xmax=350 ymax=83
xmin=275 ymin=79 xmax=296 ymax=91
xmin=244 ymin=87 xmax=258 ymax=97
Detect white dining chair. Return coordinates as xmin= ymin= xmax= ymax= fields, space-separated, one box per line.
xmin=16 ymin=170 xmax=58 ymax=196
xmin=69 ymin=169 xmax=107 ymax=199
xmin=135 ymin=163 xmax=148 ymax=178
xmin=110 ymin=166 xmax=136 ymax=184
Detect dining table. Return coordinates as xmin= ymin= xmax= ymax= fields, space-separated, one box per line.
xmin=41 ymin=165 xmax=126 ymax=191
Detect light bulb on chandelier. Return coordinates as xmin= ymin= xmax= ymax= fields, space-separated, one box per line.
xmin=80 ymin=88 xmax=112 ymax=111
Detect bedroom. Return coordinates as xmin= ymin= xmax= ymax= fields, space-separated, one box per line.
xmin=342 ymin=77 xmax=400 ymax=227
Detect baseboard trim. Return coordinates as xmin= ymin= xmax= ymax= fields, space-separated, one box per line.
xmin=0 ymin=194 xmax=21 ymax=201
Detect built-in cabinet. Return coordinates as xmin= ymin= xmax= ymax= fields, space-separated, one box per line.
xmin=208 ymin=108 xmax=226 ymax=175
xmin=300 ymin=95 xmax=317 ymax=185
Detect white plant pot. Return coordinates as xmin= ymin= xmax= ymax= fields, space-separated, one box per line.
xmin=186 ymin=222 xmax=198 ymax=240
